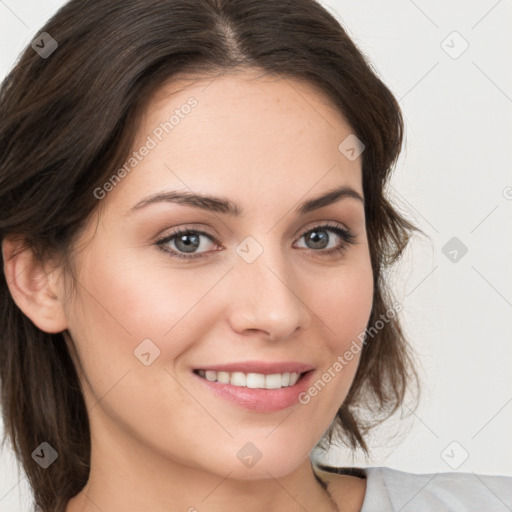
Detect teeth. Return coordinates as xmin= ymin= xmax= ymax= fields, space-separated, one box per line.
xmin=230 ymin=372 xmax=247 ymax=387
xmin=217 ymin=371 xmax=230 ymax=384
xmin=197 ymin=370 xmax=302 ymax=389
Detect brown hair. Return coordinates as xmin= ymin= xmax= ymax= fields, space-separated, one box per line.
xmin=0 ymin=0 xmax=422 ymax=510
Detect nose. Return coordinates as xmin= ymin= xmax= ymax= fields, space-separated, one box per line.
xmin=226 ymin=241 xmax=312 ymax=341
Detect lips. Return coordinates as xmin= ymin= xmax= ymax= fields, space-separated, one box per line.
xmin=192 ymin=363 xmax=316 ymax=412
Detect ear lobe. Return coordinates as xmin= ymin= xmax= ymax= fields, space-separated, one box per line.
xmin=2 ymin=236 xmax=68 ymax=334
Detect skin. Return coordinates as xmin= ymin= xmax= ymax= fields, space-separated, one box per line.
xmin=3 ymin=68 xmax=372 ymax=512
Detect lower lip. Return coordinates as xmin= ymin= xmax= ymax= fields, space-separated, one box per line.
xmin=193 ymin=370 xmax=315 ymax=412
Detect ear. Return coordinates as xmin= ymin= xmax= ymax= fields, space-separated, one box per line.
xmin=2 ymin=236 xmax=68 ymax=333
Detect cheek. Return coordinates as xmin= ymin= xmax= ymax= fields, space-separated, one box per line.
xmin=320 ymin=261 xmax=374 ymax=348
xmin=299 ymin=261 xmax=373 ymax=412
xmin=62 ymin=253 xmax=231 ymax=453
xmin=63 ymin=251 xmax=240 ymax=433
xmin=68 ymin=242 xmax=228 ymax=356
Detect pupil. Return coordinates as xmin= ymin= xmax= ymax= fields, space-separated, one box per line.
xmin=309 ymin=230 xmax=328 ymax=249
xmin=176 ymin=233 xmax=199 ymax=253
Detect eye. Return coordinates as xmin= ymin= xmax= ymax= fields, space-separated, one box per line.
xmin=155 ymin=223 xmax=356 ymax=260
xmin=155 ymin=228 xmax=220 ymax=260
xmin=294 ymin=223 xmax=356 ymax=256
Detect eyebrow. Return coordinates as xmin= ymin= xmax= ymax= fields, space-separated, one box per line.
xmin=125 ymin=184 xmax=364 ymax=217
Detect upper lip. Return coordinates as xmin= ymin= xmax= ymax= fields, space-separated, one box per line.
xmin=194 ymin=361 xmax=314 ymax=375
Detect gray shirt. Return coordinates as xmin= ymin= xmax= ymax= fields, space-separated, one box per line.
xmin=320 ymin=466 xmax=512 ymax=511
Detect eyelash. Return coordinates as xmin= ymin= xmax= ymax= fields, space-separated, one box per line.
xmin=155 ymin=222 xmax=356 ymax=260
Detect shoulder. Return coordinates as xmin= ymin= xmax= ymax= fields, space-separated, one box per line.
xmin=315 ymin=464 xmax=512 ymax=512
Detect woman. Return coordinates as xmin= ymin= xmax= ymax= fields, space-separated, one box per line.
xmin=0 ymin=1 xmax=510 ymax=511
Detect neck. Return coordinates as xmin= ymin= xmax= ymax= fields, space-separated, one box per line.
xmin=65 ymin=417 xmax=339 ymax=512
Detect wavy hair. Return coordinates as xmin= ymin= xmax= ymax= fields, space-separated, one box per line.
xmin=0 ymin=0 xmax=422 ymax=510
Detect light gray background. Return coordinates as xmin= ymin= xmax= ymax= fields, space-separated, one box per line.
xmin=1 ymin=0 xmax=511 ymax=509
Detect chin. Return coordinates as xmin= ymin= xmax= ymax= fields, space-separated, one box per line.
xmin=223 ymin=459 xmax=302 ymax=481
xmin=225 ymin=438 xmax=311 ymax=481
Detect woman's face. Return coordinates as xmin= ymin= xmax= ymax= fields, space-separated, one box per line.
xmin=60 ymin=69 xmax=373 ymax=480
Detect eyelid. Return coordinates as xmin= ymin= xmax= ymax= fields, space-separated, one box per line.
xmin=155 ymin=224 xmax=220 ymax=245
xmin=293 ymin=219 xmax=349 ymax=238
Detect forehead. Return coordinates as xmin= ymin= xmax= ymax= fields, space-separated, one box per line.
xmin=109 ymin=69 xmax=364 ymax=214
